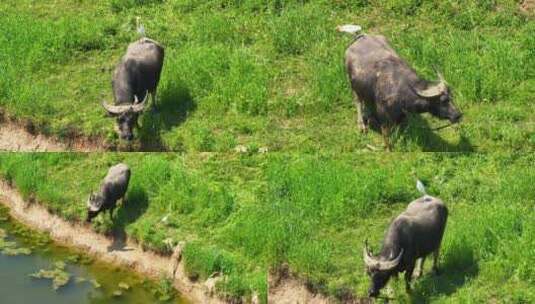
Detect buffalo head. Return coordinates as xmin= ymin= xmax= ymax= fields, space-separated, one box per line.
xmin=86 ymin=193 xmax=104 ymax=223
xmin=102 ymin=93 xmax=147 ymax=141
xmin=363 ymin=240 xmax=403 ymax=297
xmin=414 ymin=72 xmax=462 ymax=124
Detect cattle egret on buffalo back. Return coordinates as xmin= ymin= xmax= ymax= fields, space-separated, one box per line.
xmin=336 ymin=24 xmax=362 ymax=35
xmin=136 ymin=17 xmax=146 ymax=37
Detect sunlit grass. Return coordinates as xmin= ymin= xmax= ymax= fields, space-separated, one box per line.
xmin=0 ymin=0 xmax=533 ymax=151
xmin=0 ymin=153 xmax=533 ymax=301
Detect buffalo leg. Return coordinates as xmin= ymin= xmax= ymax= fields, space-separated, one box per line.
xmin=432 ymin=248 xmax=440 ymax=274
xmin=404 ymin=261 xmax=415 ymax=292
xmin=415 ymin=257 xmax=425 ymax=278
xmin=109 ymin=207 xmax=116 ymax=221
xmin=381 ymin=125 xmax=392 ymax=151
xmin=151 ymin=91 xmax=158 ymax=110
xmin=353 ymin=92 xmax=368 ymax=133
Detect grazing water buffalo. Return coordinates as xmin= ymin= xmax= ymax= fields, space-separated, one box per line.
xmin=338 ymin=25 xmax=462 ymax=150
xmin=102 ymin=37 xmax=165 ymax=141
xmin=363 ymin=195 xmax=448 ymax=297
xmin=86 ymin=163 xmax=131 ymax=222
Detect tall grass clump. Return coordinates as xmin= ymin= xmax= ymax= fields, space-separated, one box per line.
xmin=130 ymin=155 xmax=172 ymax=197
xmin=209 ymin=49 xmax=270 ymax=115
xmin=0 ymin=10 xmax=119 ymax=135
xmin=392 ymin=27 xmax=530 ymax=106
xmin=270 ymin=5 xmax=330 ymax=55
xmin=181 ymin=241 xmax=265 ymax=300
xmin=0 ymin=154 xmax=46 ymax=200
xmin=152 ymin=163 xmax=236 ymax=226
xmin=163 ymin=45 xmax=231 ymax=106
xmin=263 ymin=158 xmax=413 ymax=223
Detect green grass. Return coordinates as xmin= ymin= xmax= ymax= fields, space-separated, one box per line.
xmin=0 ymin=152 xmax=534 ymax=302
xmin=0 ymin=0 xmax=533 ymax=151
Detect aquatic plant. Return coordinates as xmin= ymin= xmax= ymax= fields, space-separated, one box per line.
xmin=75 ymin=277 xmax=87 ymax=283
xmin=0 ymin=229 xmax=31 ymax=256
xmin=90 ymin=279 xmax=101 ymax=289
xmin=153 ymin=278 xmax=175 ymax=302
xmin=29 ymin=261 xmax=70 ymax=290
xmin=65 ymin=254 xmax=81 ymax=263
xmin=2 ymin=247 xmax=31 ymax=256
xmin=118 ymin=281 xmax=131 ymax=290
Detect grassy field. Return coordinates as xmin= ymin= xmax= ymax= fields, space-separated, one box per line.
xmin=0 ymin=152 xmax=533 ymax=302
xmin=0 ymin=0 xmax=534 ymax=151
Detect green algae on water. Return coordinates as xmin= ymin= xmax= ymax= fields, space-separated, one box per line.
xmin=90 ymin=278 xmax=101 ymax=289
xmin=65 ymin=254 xmax=81 ymax=263
xmin=29 ymin=261 xmax=70 ymax=290
xmin=75 ymin=276 xmax=87 ymax=283
xmin=119 ymin=281 xmax=131 ymax=290
xmin=0 ymin=228 xmax=32 ymax=256
xmin=2 ymin=246 xmax=32 ymax=256
xmin=0 ymin=204 xmax=187 ymax=303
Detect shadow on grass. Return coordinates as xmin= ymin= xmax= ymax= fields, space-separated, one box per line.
xmin=137 ymin=79 xmax=197 ymax=151
xmin=394 ymin=115 xmax=475 ymax=152
xmin=409 ymin=243 xmax=479 ymax=302
xmin=108 ymin=185 xmax=148 ymax=252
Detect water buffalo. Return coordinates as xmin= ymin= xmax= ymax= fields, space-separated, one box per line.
xmin=363 ymin=195 xmax=448 ymax=297
xmin=86 ymin=163 xmax=131 ymax=222
xmin=338 ymin=25 xmax=462 ymax=150
xmin=102 ymin=37 xmax=165 ymax=141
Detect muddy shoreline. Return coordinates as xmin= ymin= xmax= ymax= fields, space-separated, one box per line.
xmin=0 ymin=112 xmax=106 ymax=152
xmin=0 ymin=121 xmax=67 ymax=152
xmin=0 ymin=180 xmax=332 ymax=304
xmin=0 ymin=180 xmax=224 ymax=304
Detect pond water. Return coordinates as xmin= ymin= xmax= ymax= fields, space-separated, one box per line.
xmin=0 ymin=205 xmax=188 ymax=304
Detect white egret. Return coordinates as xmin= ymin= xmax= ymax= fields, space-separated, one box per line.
xmin=136 ymin=17 xmax=146 ymax=37
xmin=416 ymin=179 xmax=427 ymax=196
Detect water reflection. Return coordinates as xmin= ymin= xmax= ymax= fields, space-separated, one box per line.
xmin=0 ymin=208 xmax=187 ymax=304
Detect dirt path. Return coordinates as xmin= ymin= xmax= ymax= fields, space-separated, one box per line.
xmin=268 ymin=276 xmax=331 ymax=304
xmin=0 ymin=118 xmax=107 ymax=152
xmin=0 ymin=123 xmax=66 ymax=152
